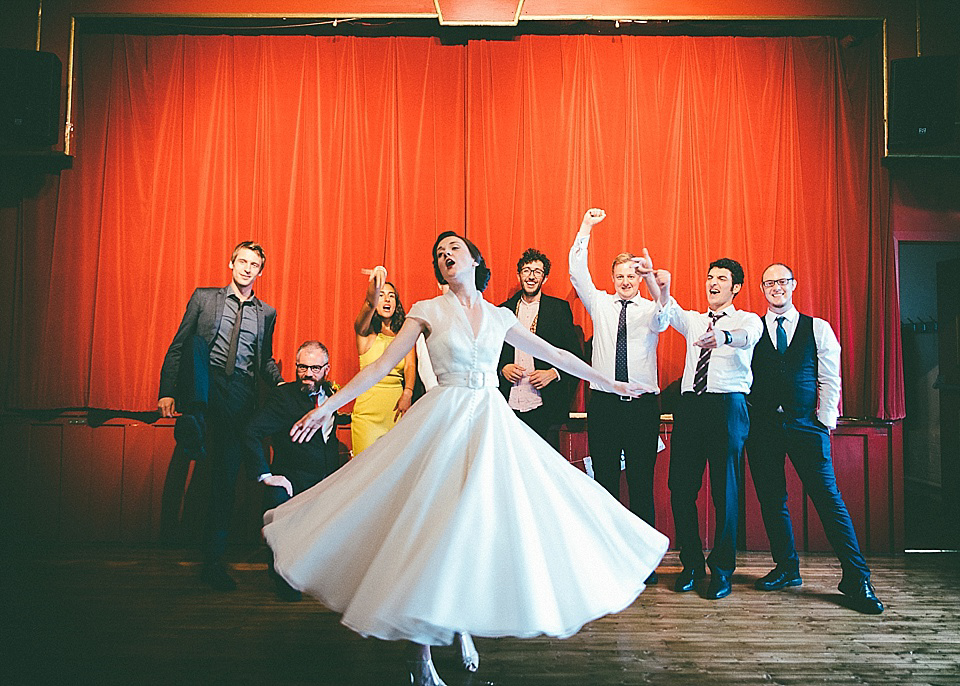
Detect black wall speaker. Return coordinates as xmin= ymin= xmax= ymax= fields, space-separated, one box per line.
xmin=889 ymin=55 xmax=960 ymax=151
xmin=0 ymin=48 xmax=63 ymax=148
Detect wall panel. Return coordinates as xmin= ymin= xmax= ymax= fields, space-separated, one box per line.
xmin=0 ymin=412 xmax=903 ymax=553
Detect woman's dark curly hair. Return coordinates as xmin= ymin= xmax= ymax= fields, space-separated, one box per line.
xmin=371 ymin=282 xmax=406 ymax=333
xmin=432 ymin=231 xmax=491 ymax=292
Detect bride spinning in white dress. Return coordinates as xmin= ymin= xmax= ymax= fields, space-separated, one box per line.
xmin=265 ymin=231 xmax=669 ymax=686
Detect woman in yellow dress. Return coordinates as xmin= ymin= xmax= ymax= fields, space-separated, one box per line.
xmin=350 ymin=266 xmax=416 ymax=455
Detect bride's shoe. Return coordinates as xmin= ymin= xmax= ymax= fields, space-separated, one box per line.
xmin=456 ymin=632 xmax=480 ymax=673
xmin=408 ymin=657 xmax=447 ymax=686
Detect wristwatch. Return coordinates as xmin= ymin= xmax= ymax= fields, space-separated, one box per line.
xmin=723 ymin=330 xmax=733 ymax=345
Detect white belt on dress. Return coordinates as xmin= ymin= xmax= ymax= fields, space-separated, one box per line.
xmin=436 ymin=371 xmax=499 ymax=389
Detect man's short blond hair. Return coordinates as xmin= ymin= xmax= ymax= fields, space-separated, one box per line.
xmin=611 ymin=252 xmax=637 ymax=273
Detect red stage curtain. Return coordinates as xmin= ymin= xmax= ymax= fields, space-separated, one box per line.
xmin=1 ymin=32 xmax=904 ymax=420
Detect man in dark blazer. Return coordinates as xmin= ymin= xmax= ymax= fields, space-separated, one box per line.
xmin=243 ymin=340 xmax=344 ymax=600
xmin=747 ymin=263 xmax=883 ymax=614
xmin=158 ymin=240 xmax=284 ymax=591
xmin=498 ymin=248 xmax=581 ymax=450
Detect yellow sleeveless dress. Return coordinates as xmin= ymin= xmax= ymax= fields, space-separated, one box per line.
xmin=350 ymin=333 xmax=405 ymax=455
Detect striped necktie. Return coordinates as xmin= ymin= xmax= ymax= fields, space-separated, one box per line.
xmin=693 ymin=311 xmax=726 ymax=395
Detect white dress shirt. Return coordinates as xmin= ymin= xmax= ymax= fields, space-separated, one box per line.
xmin=666 ymin=299 xmax=763 ymax=395
xmin=569 ymin=233 xmax=668 ymax=393
xmin=508 ymin=297 xmax=544 ymax=412
xmin=762 ymin=305 xmax=842 ymax=429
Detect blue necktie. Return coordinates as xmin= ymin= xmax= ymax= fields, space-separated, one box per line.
xmin=775 ymin=316 xmax=788 ymax=355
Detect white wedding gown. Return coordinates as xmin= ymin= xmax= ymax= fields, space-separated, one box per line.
xmin=263 ymin=291 xmax=669 ymax=645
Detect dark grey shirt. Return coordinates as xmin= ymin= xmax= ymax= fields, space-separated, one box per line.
xmin=209 ymin=291 xmax=258 ymax=375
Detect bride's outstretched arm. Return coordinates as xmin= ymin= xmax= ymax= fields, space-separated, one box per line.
xmin=504 ymin=323 xmax=657 ymax=397
xmin=291 ymin=318 xmax=425 ymax=443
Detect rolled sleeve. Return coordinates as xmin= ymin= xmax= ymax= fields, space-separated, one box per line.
xmin=814 ymin=319 xmax=842 ymax=429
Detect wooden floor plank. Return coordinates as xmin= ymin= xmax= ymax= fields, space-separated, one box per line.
xmin=3 ymin=548 xmax=959 ymax=685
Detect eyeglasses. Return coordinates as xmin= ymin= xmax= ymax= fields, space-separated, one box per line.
xmin=296 ymin=363 xmax=329 ymax=374
xmin=520 ymin=267 xmax=544 ymax=278
xmin=761 ymin=278 xmax=794 ymax=289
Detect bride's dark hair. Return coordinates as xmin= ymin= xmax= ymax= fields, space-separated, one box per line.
xmin=431 ymin=231 xmax=491 ymax=292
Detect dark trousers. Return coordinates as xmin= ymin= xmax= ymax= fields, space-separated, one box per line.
xmin=178 ymin=336 xmax=258 ymax=563
xmin=669 ymin=392 xmax=748 ymax=576
xmin=262 ymin=469 xmax=327 ymax=582
xmin=588 ymin=391 xmax=661 ymax=526
xmin=262 ymin=469 xmax=326 ymax=511
xmin=513 ymin=403 xmax=560 ymax=451
xmin=175 ymin=335 xmax=212 ymax=409
xmin=747 ymin=413 xmax=871 ymax=581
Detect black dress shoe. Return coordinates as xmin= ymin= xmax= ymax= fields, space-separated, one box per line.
xmin=274 ymin=578 xmax=302 ymax=602
xmin=838 ymin=577 xmax=884 ymax=614
xmin=674 ymin=568 xmax=705 ymax=593
xmin=200 ymin=561 xmax=237 ymax=591
xmin=705 ymin=574 xmax=732 ymax=599
xmin=645 ymin=571 xmax=659 ymax=585
xmin=270 ymin=570 xmax=302 ymax=602
xmin=755 ymin=567 xmax=803 ymax=591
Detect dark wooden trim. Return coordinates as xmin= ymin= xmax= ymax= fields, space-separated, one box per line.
xmin=0 ymin=412 xmax=903 ymax=552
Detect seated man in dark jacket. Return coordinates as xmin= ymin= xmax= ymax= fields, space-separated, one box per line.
xmin=244 ymin=340 xmax=344 ymax=599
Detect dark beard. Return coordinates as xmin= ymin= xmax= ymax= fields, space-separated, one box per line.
xmin=298 ymin=379 xmax=320 ymax=395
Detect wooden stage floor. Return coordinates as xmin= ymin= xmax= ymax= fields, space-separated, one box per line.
xmin=3 ymin=547 xmax=959 ymax=685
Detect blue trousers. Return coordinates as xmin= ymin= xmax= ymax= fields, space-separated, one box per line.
xmin=669 ymin=392 xmax=748 ymax=576
xmin=747 ymin=412 xmax=870 ymax=581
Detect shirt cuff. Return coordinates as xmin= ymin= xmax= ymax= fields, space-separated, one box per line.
xmin=257 ymin=472 xmax=273 ymax=482
xmin=817 ymin=411 xmax=838 ymax=430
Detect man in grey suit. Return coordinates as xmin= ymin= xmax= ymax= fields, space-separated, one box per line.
xmin=159 ymin=240 xmax=284 ymax=590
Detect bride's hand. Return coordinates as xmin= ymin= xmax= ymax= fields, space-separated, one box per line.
xmin=290 ymin=403 xmax=335 ymax=444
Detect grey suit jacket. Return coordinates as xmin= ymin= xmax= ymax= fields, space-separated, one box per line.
xmin=159 ymin=286 xmax=283 ymax=399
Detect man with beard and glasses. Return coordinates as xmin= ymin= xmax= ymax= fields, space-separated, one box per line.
xmin=568 ymin=209 xmax=667 ymax=584
xmin=243 ymin=340 xmax=345 ymax=600
xmin=498 ymin=248 xmax=582 ymax=450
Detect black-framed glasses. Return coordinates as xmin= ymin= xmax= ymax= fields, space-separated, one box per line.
xmin=761 ymin=278 xmax=794 ymax=289
xmin=520 ymin=267 xmax=544 ymax=278
xmin=296 ymin=363 xmax=329 ymax=374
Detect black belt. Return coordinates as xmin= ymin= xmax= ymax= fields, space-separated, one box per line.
xmin=595 ymin=389 xmax=654 ymax=402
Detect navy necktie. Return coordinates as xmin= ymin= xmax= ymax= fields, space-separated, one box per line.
xmin=775 ymin=316 xmax=788 ymax=354
xmin=615 ymin=300 xmax=630 ymax=382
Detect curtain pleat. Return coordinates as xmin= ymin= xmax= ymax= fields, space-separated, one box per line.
xmin=2 ymin=32 xmax=902 ymax=420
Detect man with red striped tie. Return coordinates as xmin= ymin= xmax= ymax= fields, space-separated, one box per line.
xmin=653 ymin=258 xmax=762 ymax=600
